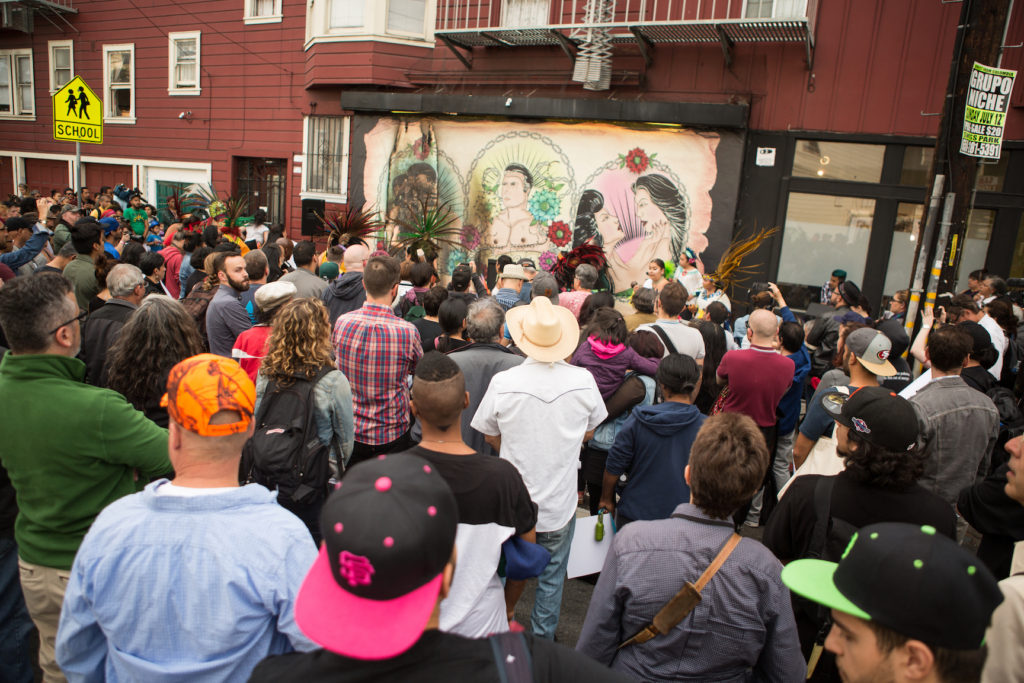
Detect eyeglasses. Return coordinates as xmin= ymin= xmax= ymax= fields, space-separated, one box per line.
xmin=49 ymin=310 xmax=87 ymax=335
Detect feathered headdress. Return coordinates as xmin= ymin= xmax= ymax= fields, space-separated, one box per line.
xmin=316 ymin=203 xmax=383 ymax=248
xmin=707 ymin=226 xmax=779 ymax=290
xmin=552 ymin=243 xmax=608 ymax=290
xmin=180 ymin=183 xmax=249 ymax=237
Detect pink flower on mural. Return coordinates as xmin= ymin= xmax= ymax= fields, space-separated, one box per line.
xmin=538 ymin=250 xmax=559 ymax=272
xmin=413 ymin=136 xmax=431 ymax=160
xmin=461 ymin=223 xmax=482 ymax=251
xmin=546 ymin=221 xmax=571 ymax=247
xmin=619 ymin=148 xmax=657 ymax=174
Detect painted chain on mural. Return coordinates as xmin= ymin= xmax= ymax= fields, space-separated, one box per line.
xmin=364 ymin=118 xmax=719 ymax=293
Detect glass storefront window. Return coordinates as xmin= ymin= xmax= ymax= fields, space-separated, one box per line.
xmin=1012 ymin=213 xmax=1024 ymax=280
xmin=793 ymin=140 xmax=885 ymax=183
xmin=976 ymin=156 xmax=1008 ymax=192
xmin=777 ymin=193 xmax=875 ymax=309
xmin=883 ymin=203 xmax=924 ymax=296
xmin=953 ymin=209 xmax=994 ymax=292
xmin=900 ymin=147 xmax=934 ymax=186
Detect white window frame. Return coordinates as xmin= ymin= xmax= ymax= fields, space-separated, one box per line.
xmin=306 ymin=0 xmax=436 ymax=48
xmin=244 ymin=0 xmax=282 ymax=24
xmin=301 ymin=115 xmax=349 ymax=203
xmin=48 ymin=40 xmax=74 ymax=94
xmin=167 ymin=31 xmax=201 ymax=96
xmin=0 ymin=49 xmax=35 ymax=120
xmin=103 ymin=43 xmax=136 ymax=124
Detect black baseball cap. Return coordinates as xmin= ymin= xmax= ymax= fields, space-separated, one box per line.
xmin=782 ymin=522 xmax=1003 ymax=649
xmin=518 ymin=258 xmax=537 ymax=271
xmin=821 ymin=385 xmax=918 ymax=451
xmin=450 ymin=263 xmax=472 ymax=290
xmin=294 ymin=454 xmax=458 ymax=660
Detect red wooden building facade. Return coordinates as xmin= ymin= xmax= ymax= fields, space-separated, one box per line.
xmin=2 ymin=0 xmax=1022 ymax=308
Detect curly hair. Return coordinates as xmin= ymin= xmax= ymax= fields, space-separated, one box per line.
xmin=106 ymin=296 xmax=204 ymax=411
xmin=260 ymin=298 xmax=334 ymax=385
xmin=842 ymin=429 xmax=928 ymax=491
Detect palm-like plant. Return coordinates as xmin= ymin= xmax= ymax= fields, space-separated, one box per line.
xmin=316 ymin=203 xmax=384 ymax=248
xmin=394 ymin=201 xmax=462 ymax=254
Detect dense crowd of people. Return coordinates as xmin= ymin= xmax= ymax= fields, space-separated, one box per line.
xmin=1 ymin=185 xmax=1024 ymax=682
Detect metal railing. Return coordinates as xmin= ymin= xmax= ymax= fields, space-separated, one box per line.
xmin=436 ymin=0 xmax=815 ymax=33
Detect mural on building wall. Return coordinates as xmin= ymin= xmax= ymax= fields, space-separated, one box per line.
xmin=364 ymin=118 xmax=719 ymax=293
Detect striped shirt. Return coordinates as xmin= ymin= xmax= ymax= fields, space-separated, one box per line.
xmin=331 ymin=302 xmax=422 ymax=445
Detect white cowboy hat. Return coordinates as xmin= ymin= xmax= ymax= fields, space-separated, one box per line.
xmin=505 ymin=297 xmax=579 ymax=363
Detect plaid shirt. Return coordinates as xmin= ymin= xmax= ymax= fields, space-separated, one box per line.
xmin=332 ymin=302 xmax=422 ymax=445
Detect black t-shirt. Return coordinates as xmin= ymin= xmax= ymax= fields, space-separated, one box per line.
xmin=763 ymin=470 xmax=957 ymax=563
xmin=879 ymin=356 xmax=912 ymax=394
xmin=413 ymin=318 xmax=443 ymax=350
xmin=249 ymin=630 xmax=631 ymax=683
xmin=402 ymin=445 xmax=536 ymax=534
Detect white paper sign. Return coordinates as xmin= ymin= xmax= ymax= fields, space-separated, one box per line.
xmin=567 ymin=514 xmax=616 ymax=578
xmin=756 ymin=147 xmax=776 ymax=167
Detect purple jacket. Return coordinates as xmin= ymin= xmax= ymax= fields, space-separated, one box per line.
xmin=572 ymin=337 xmax=661 ymax=399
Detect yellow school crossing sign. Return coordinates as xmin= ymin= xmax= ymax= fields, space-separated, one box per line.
xmin=53 ymin=76 xmax=103 ymax=144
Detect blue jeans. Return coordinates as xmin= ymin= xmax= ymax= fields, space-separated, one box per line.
xmin=531 ymin=516 xmax=575 ymax=640
xmin=0 ymin=538 xmax=34 ymax=683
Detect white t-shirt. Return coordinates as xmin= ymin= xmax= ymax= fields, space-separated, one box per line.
xmin=675 ymin=267 xmax=704 ymax=299
xmin=471 ymin=359 xmax=606 ymax=532
xmin=636 ymin=319 xmax=707 ymax=360
xmin=979 ymin=314 xmax=1007 ymax=379
xmin=244 ymin=224 xmax=269 ymax=245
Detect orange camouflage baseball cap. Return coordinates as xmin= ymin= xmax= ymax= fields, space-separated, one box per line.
xmin=160 ymin=354 xmax=256 ymax=437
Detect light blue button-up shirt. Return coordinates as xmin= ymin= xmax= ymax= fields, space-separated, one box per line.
xmin=57 ymin=480 xmax=318 ymax=682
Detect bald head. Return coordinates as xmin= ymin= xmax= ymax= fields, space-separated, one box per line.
xmin=343 ymin=243 xmax=369 ymax=272
xmin=748 ymin=308 xmax=779 ymax=343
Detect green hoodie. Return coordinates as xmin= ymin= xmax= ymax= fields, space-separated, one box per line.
xmin=0 ymin=353 xmax=171 ymax=569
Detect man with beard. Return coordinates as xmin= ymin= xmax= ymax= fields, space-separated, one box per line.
xmin=206 ymin=252 xmax=253 ymax=357
xmin=765 ymin=386 xmax=956 ymax=681
xmin=0 ymin=273 xmax=170 ymax=680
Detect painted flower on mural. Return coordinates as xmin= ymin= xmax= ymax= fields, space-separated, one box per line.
xmin=446 ymin=248 xmax=468 ymax=274
xmin=461 ymin=223 xmax=482 ymax=251
xmin=528 ymin=189 xmax=561 ymax=226
xmin=412 ymin=136 xmax=431 ymax=160
xmin=538 ymin=250 xmax=559 ymax=273
xmin=546 ymin=220 xmax=571 ymax=247
xmin=619 ymin=148 xmax=657 ymax=174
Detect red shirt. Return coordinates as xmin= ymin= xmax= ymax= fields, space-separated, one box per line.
xmin=716 ymin=345 xmax=795 ymax=428
xmin=231 ymin=325 xmax=272 ymax=382
xmin=161 ymin=245 xmax=184 ymax=299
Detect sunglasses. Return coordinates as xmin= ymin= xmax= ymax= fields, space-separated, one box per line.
xmin=49 ymin=310 xmax=87 ymax=335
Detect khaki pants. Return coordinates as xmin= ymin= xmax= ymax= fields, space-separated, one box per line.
xmin=17 ymin=557 xmax=69 ymax=683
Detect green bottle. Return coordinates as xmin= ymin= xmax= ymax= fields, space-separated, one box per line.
xmin=595 ymin=509 xmax=605 ymax=542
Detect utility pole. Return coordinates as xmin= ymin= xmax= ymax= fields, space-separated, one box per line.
xmin=912 ymin=0 xmax=1013 ymax=298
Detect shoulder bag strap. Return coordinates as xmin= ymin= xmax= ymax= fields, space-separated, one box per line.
xmin=808 ymin=476 xmax=836 ymax=560
xmin=619 ymin=532 xmax=741 ymax=649
xmin=650 ymin=323 xmax=679 ymax=356
xmin=489 ymin=631 xmax=534 ymax=683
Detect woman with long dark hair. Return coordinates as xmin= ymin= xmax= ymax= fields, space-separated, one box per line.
xmin=106 ymin=296 xmax=205 ymax=427
xmin=431 ymin=297 xmax=471 ymax=353
xmin=632 ymin=173 xmax=689 ymax=264
xmin=693 ymin=319 xmax=727 ymax=414
xmin=256 ymin=298 xmax=354 ymax=540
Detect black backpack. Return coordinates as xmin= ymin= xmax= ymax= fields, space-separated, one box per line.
xmin=240 ymin=367 xmax=335 ymax=505
xmin=986 ymin=385 xmax=1024 ymax=433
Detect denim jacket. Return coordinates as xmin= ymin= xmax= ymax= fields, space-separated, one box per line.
xmin=909 ymin=375 xmax=1000 ymax=506
xmin=255 ymin=369 xmax=355 ymax=476
xmin=591 ymin=375 xmax=656 ymax=451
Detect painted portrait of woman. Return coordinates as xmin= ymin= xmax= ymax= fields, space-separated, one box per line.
xmin=632 ymin=173 xmax=688 ymax=264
